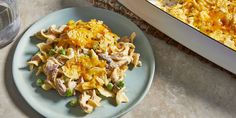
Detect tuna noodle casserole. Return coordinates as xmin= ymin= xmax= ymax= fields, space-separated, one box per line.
xmin=27 ymin=19 xmax=141 ymax=113
xmin=156 ymin=0 xmax=236 ymax=50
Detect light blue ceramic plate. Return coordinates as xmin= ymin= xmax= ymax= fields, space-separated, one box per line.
xmin=12 ymin=7 xmax=155 ymax=118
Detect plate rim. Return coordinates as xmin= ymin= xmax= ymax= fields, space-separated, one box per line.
xmin=12 ymin=7 xmax=155 ymax=118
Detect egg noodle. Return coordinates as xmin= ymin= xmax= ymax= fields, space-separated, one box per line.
xmin=156 ymin=0 xmax=236 ymax=50
xmin=27 ymin=19 xmax=141 ymax=113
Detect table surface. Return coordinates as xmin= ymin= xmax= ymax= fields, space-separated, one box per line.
xmin=0 ymin=0 xmax=236 ymax=118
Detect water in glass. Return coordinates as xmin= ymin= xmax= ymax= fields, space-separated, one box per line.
xmin=0 ymin=0 xmax=20 ymax=47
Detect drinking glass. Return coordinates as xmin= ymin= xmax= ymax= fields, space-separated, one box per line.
xmin=0 ymin=0 xmax=20 ymax=48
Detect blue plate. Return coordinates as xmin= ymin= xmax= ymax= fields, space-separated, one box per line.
xmin=12 ymin=7 xmax=155 ymax=118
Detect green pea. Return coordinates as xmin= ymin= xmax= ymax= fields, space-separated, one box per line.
xmin=93 ymin=43 xmax=99 ymax=50
xmin=69 ymin=98 xmax=78 ymax=107
xmin=63 ymin=76 xmax=67 ymax=80
xmin=87 ymin=52 xmax=92 ymax=57
xmin=117 ymin=81 xmax=125 ymax=88
xmin=65 ymin=88 xmax=73 ymax=97
xmin=36 ymin=78 xmax=44 ymax=86
xmin=49 ymin=49 xmax=56 ymax=56
xmin=107 ymin=83 xmax=114 ymax=91
xmin=60 ymin=49 xmax=66 ymax=55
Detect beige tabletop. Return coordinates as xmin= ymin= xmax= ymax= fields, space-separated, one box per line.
xmin=0 ymin=0 xmax=236 ymax=118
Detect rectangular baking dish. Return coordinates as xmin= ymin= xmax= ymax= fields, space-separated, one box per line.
xmin=118 ymin=0 xmax=236 ymax=74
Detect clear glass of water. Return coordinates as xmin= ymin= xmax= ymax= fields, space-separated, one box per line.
xmin=0 ymin=0 xmax=20 ymax=48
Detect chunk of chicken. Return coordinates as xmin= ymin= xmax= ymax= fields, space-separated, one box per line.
xmin=55 ymin=79 xmax=67 ymax=96
xmin=110 ymin=54 xmax=130 ymax=61
xmin=43 ymin=59 xmax=59 ymax=82
xmin=98 ymin=52 xmax=132 ymax=68
xmin=68 ymin=80 xmax=77 ymax=89
xmin=44 ymin=60 xmax=58 ymax=74
xmin=98 ymin=53 xmax=113 ymax=64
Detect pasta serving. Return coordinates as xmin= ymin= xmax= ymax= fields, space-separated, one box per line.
xmin=156 ymin=0 xmax=236 ymax=50
xmin=27 ymin=19 xmax=141 ymax=113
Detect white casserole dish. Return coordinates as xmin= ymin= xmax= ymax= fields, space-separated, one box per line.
xmin=119 ymin=0 xmax=236 ymax=74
